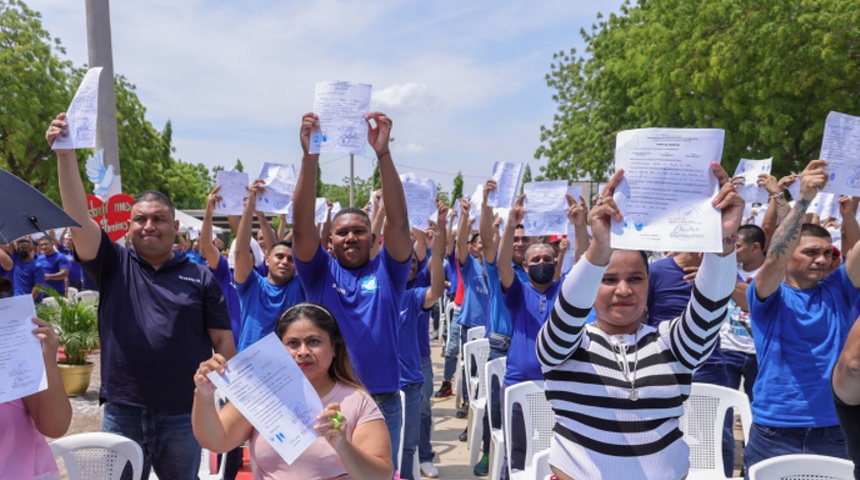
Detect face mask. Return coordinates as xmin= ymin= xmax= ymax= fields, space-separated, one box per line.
xmin=528 ymin=262 xmax=555 ymax=285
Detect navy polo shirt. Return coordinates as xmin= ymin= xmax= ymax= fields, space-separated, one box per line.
xmin=81 ymin=230 xmax=231 ymax=413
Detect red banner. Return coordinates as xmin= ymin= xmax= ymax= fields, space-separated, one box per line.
xmin=86 ymin=194 xmax=134 ymax=241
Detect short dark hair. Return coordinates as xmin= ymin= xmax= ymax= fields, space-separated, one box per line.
xmin=738 ymin=224 xmax=766 ymax=250
xmin=468 ymin=232 xmax=480 ymax=244
xmin=800 ymin=223 xmax=831 ymax=240
xmin=269 ymin=240 xmax=292 ymax=251
xmin=133 ymin=190 xmax=175 ymax=218
xmin=332 ymin=207 xmax=370 ymax=228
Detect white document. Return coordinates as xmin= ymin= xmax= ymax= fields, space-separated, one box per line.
xmin=207 ymin=333 xmax=323 ymax=465
xmin=215 ymin=170 xmax=249 ymax=216
xmin=612 ymin=128 xmax=725 ymax=253
xmin=331 ymin=202 xmax=342 ymax=217
xmin=567 ymin=186 xmax=583 ymax=204
xmin=401 ymin=173 xmax=437 ymax=230
xmin=734 ymin=158 xmax=773 ymax=215
xmin=468 ymin=183 xmax=484 ymax=225
xmin=523 ymin=181 xmax=569 ymax=236
xmin=52 ymin=67 xmax=103 ymax=150
xmin=314 ymin=198 xmax=329 ymax=224
xmin=310 ymin=81 xmax=372 ymax=155
xmin=821 ymin=111 xmax=860 ymax=196
xmin=256 ymin=163 xmax=297 ymax=215
xmin=0 ymin=296 xmax=47 ymax=404
xmin=486 ymin=162 xmax=524 ymax=208
xmin=787 ymin=179 xmax=802 ymax=202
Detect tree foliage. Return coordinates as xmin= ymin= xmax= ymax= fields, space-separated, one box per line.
xmin=451 ymin=171 xmax=464 ymax=205
xmin=1 ymin=0 xmax=212 ymax=208
xmin=536 ymin=0 xmax=860 ymax=182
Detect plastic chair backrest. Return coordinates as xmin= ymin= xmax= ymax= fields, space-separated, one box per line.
xmin=74 ymin=290 xmax=99 ymax=306
xmin=66 ymin=286 xmax=79 ymax=300
xmin=396 ymin=390 xmax=406 ymax=475
xmin=198 ymin=447 xmax=226 ymax=480
xmin=467 ymin=326 xmax=485 ymax=343
xmin=462 ymin=339 xmax=490 ymax=403
xmin=485 ymin=356 xmax=506 ymax=432
xmin=504 ymin=380 xmax=554 ymax=478
xmin=42 ymin=296 xmax=61 ymax=309
xmin=50 ymin=432 xmax=143 ymax=480
xmin=748 ymin=454 xmax=855 ymax=480
xmin=680 ymin=383 xmax=753 ymax=478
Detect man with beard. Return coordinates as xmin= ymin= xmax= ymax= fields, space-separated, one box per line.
xmin=12 ymin=238 xmax=44 ymax=302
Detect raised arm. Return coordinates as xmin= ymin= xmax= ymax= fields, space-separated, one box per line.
xmin=567 ymin=194 xmax=590 ymax=263
xmin=193 ymin=355 xmax=254 ymax=452
xmin=256 ymin=210 xmax=277 ymax=254
xmin=759 ymin=174 xmax=791 ymax=249
xmin=46 ymin=113 xmax=102 ymax=261
xmin=292 ymin=113 xmax=323 ymax=263
xmin=23 ymin=317 xmax=72 ymax=438
xmin=445 ymin=207 xmax=457 ymax=256
xmin=0 ymin=247 xmax=12 ymax=272
xmin=234 ymin=180 xmax=265 ymax=285
xmin=479 ymin=180 xmax=498 ymax=264
xmin=201 ymin=187 xmax=223 ymax=271
xmin=456 ymin=198 xmax=473 ymax=267
xmin=321 ymin=199 xmax=334 ymax=252
xmin=277 ymin=214 xmax=287 ymax=241
xmin=498 ymin=199 xmax=524 ymax=290
xmin=368 ymin=112 xmax=411 ymax=263
xmin=423 ymin=206 xmax=449 ymax=309
xmin=755 ymin=160 xmax=828 ymax=300
xmin=839 ymin=196 xmax=860 ymax=260
xmin=370 ymin=194 xmax=385 ymax=259
xmin=834 ymin=316 xmax=860 ymax=405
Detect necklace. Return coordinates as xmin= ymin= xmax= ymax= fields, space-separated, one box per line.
xmin=597 ymin=324 xmax=641 ymax=401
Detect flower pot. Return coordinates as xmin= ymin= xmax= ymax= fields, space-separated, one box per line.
xmin=58 ymin=363 xmax=94 ymax=397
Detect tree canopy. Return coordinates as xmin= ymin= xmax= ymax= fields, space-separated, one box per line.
xmin=1 ymin=0 xmax=212 ymax=208
xmin=536 ymin=0 xmax=860 ymax=182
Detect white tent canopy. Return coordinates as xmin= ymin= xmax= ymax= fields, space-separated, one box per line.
xmin=175 ymin=209 xmax=225 ymax=235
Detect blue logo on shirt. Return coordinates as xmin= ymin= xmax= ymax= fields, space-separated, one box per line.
xmin=360 ymin=275 xmax=378 ymax=293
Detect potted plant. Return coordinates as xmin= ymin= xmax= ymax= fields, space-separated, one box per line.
xmin=36 ymin=287 xmax=99 ymax=396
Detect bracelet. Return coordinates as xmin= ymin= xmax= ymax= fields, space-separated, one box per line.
xmin=768 ymin=192 xmax=784 ymax=200
xmin=377 ymin=151 xmax=391 ymax=160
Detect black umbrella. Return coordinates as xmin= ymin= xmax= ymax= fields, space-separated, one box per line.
xmin=0 ymin=168 xmax=80 ymax=244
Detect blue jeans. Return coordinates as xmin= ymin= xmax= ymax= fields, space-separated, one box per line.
xmin=102 ymin=402 xmax=201 ymax=480
xmin=374 ymin=392 xmax=403 ymax=473
xmin=443 ymin=314 xmax=462 ymax=381
xmin=484 ymin=336 xmax=509 ymax=455
xmin=400 ymin=382 xmax=423 ymax=480
xmin=743 ymin=423 xmax=849 ymax=479
xmin=722 ymin=349 xmax=757 ymax=400
xmin=419 ymin=356 xmax=436 ymax=463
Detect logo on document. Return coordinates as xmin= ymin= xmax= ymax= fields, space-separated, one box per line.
xmin=360 ymin=275 xmax=378 ymax=293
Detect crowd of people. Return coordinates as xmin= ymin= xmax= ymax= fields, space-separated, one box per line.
xmin=0 ymin=110 xmax=857 ymax=480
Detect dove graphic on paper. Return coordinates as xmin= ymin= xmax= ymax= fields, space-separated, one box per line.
xmin=85 ymin=149 xmax=116 ymax=198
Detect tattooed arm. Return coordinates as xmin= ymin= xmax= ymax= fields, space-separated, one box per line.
xmin=754 ymin=160 xmax=829 ymax=300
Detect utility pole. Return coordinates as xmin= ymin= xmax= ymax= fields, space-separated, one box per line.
xmin=349 ymin=153 xmax=355 ymax=207
xmin=85 ymin=0 xmax=122 ymax=197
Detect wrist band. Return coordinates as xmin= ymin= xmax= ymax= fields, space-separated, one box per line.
xmin=378 ymin=151 xmax=391 ymax=160
xmin=768 ymin=192 xmax=784 ymax=200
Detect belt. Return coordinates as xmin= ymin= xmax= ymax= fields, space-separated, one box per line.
xmin=370 ymin=391 xmax=399 ymax=404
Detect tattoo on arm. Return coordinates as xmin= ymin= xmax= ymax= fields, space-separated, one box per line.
xmin=768 ymin=199 xmax=810 ymax=260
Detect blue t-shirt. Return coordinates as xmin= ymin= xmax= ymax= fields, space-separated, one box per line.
xmin=443 ymin=257 xmax=458 ymax=296
xmin=40 ymin=251 xmax=69 ymax=295
xmin=748 ymin=266 xmax=860 ymax=427
xmin=296 ymin=245 xmax=410 ymax=395
xmin=80 ymin=230 xmax=231 ymax=413
xmin=186 ymin=250 xmax=206 ymax=266
xmin=484 ymin=260 xmax=513 ymax=338
xmin=12 ymin=252 xmax=44 ymax=301
xmin=503 ymin=276 xmax=561 ymax=385
xmin=407 ymin=262 xmax=433 ymax=359
xmin=513 ymin=263 xmax=529 ymax=284
xmin=211 ymin=256 xmax=242 ymax=346
xmin=457 ymin=255 xmax=490 ymax=328
xmin=399 ymin=287 xmax=429 ymax=387
xmin=235 ymin=269 xmax=305 ymax=351
xmin=646 ymin=257 xmax=691 ymax=326
xmin=57 ymin=245 xmax=82 ymax=285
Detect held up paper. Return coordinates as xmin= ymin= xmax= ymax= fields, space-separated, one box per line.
xmin=401 ymin=173 xmax=437 ymax=230
xmin=821 ymin=111 xmax=860 ymax=197
xmin=733 ymin=158 xmax=773 ymax=216
xmin=612 ymin=128 xmax=725 ymax=253
xmin=0 ymin=296 xmax=47 ymax=404
xmin=310 ymin=81 xmax=372 ymax=155
xmin=256 ymin=163 xmax=297 ymax=215
xmin=486 ymin=162 xmax=524 ymax=208
xmin=52 ymin=67 xmax=103 ymax=150
xmin=523 ymin=181 xmax=569 ymax=236
xmin=207 ymin=333 xmax=323 ymax=465
xmin=215 ymin=170 xmax=249 ymax=216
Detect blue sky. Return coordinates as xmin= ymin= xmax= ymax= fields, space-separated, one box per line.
xmin=30 ymin=0 xmax=627 ymax=202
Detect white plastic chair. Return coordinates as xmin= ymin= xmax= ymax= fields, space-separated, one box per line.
xmin=41 ymin=296 xmax=61 ymax=309
xmin=503 ymin=380 xmax=554 ymax=480
xmin=485 ymin=356 xmax=507 ymax=480
xmin=198 ymin=447 xmax=226 ymax=480
xmin=466 ymin=325 xmax=485 ymax=343
xmin=680 ymin=383 xmax=753 ymax=480
xmin=532 ymin=449 xmax=554 ymax=480
xmin=66 ymin=286 xmax=79 ymax=300
xmin=74 ymin=290 xmax=99 ymax=306
xmin=747 ymin=454 xmax=855 ymax=480
xmin=50 ymin=432 xmax=144 ymax=480
xmin=463 ymin=338 xmax=490 ymax=465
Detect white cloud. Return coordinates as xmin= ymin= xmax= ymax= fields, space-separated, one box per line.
xmin=372 ymin=83 xmax=441 ymax=113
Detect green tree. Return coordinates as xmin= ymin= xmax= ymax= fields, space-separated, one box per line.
xmin=234 ymin=159 xmax=244 ymax=172
xmin=0 ymin=0 xmax=73 ymax=195
xmin=451 ymin=171 xmax=464 ymax=205
xmin=521 ymin=164 xmax=532 ymax=193
xmin=371 ymin=164 xmax=381 ymax=191
xmin=537 ymin=0 xmax=860 ymax=182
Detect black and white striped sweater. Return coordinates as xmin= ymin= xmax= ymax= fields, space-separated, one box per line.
xmin=536 ymin=252 xmax=736 ymax=479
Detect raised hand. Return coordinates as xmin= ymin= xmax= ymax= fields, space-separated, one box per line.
xmin=194 ymin=354 xmax=227 ymax=397
xmin=798 ymin=159 xmax=829 ymax=201
xmin=300 ymin=113 xmax=320 ymax=156
xmin=365 ymin=112 xmax=393 ymax=156
xmin=45 ymin=113 xmax=73 ymax=156
xmin=206 ymin=185 xmax=222 ymax=212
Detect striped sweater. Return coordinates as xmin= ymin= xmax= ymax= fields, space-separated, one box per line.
xmin=536 ymin=252 xmax=736 ymax=480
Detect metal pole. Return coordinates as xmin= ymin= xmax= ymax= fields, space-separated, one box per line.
xmin=85 ymin=0 xmax=122 ymax=197
xmin=349 ymin=153 xmax=355 ymax=207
